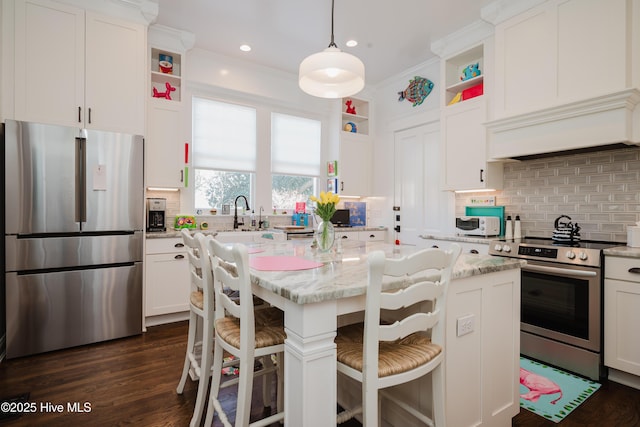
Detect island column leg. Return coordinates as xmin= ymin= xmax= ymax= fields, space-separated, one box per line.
xmin=283 ymin=299 xmax=338 ymax=427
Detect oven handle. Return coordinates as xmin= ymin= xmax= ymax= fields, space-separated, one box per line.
xmin=522 ymin=264 xmax=597 ymax=277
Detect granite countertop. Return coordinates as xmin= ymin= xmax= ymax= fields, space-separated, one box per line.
xmin=603 ymin=246 xmax=640 ymax=258
xmin=248 ymin=240 xmax=525 ymax=304
xmin=419 ymin=234 xmax=496 ymax=245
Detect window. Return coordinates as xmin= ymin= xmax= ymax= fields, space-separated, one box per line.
xmin=271 ymin=113 xmax=321 ymax=209
xmin=192 ymin=97 xmax=256 ymax=209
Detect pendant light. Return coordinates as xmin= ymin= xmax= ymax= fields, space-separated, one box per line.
xmin=298 ymin=0 xmax=365 ymax=98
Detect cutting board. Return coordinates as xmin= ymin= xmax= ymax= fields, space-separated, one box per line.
xmin=273 ymin=225 xmax=306 ymax=230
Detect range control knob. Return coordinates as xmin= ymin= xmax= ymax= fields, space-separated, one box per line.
xmin=493 ymin=244 xmax=503 ymax=252
xmin=566 ymin=251 xmax=576 ymax=260
xmin=502 ymin=245 xmax=512 ymax=253
xmin=579 ymin=252 xmax=588 ymax=261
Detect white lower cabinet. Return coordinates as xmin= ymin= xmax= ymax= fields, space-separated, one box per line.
xmin=420 ymin=238 xmax=489 ymax=255
xmin=604 ymin=256 xmax=640 ymax=377
xmin=336 ymin=230 xmax=385 ymax=242
xmin=145 ymin=237 xmax=189 ymax=318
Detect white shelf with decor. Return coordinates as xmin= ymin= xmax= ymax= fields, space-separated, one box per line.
xmin=150 ymin=47 xmax=182 ymax=102
xmin=340 ymin=97 xmax=369 ymax=136
xmin=443 ymin=44 xmax=484 ymax=107
xmin=145 ymin=25 xmax=194 ymax=189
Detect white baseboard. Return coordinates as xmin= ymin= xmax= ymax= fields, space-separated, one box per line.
xmin=145 ymin=311 xmax=189 ymax=328
xmin=608 ymin=368 xmax=640 ymax=390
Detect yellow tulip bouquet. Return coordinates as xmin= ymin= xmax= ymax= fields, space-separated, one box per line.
xmin=310 ymin=191 xmax=340 ymax=251
xmin=310 ymin=191 xmax=340 ymax=222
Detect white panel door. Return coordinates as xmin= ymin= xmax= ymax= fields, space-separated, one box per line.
xmin=394 ymin=124 xmax=452 ymax=246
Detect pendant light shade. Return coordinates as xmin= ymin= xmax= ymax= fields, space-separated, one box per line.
xmin=298 ymin=0 xmax=365 ymax=98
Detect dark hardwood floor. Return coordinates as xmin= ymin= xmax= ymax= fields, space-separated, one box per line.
xmin=0 ymin=321 xmax=638 ymax=426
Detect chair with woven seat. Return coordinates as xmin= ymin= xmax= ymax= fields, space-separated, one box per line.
xmin=204 ymin=237 xmax=286 ymax=427
xmin=335 ymin=244 xmax=462 ymax=427
xmin=176 ymin=229 xmax=215 ymax=427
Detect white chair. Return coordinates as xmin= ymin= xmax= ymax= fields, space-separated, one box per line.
xmin=335 ymin=244 xmax=462 ymax=427
xmin=204 ymin=238 xmax=286 ymax=427
xmin=176 ymin=229 xmax=215 ymax=427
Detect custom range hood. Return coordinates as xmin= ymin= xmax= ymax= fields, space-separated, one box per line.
xmin=481 ymin=0 xmax=640 ymax=160
xmin=486 ymin=88 xmax=640 ymax=160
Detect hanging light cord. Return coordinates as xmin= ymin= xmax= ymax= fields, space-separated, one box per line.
xmin=328 ymin=0 xmax=337 ymax=48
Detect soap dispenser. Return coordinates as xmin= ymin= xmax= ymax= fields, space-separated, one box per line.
xmin=514 ymin=215 xmax=522 ymax=239
xmin=505 ymin=216 xmax=513 ymax=240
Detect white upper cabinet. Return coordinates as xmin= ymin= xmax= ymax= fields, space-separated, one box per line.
xmin=84 ymin=11 xmax=146 ymax=134
xmin=441 ymin=98 xmax=502 ymax=191
xmin=493 ymin=0 xmax=635 ymax=119
xmin=339 ymin=132 xmax=371 ymax=196
xmin=432 ymin=25 xmax=503 ymax=191
xmin=338 ymin=96 xmax=371 ymax=196
xmin=145 ymin=25 xmax=194 ymax=188
xmin=14 ymin=0 xmax=85 ymax=127
xmin=13 ymin=0 xmax=146 ymax=135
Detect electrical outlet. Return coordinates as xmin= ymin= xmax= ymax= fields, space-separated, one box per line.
xmin=456 ymin=314 xmax=475 ymax=337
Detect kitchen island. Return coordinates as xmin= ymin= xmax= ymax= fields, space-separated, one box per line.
xmin=246 ymin=239 xmax=523 ymax=427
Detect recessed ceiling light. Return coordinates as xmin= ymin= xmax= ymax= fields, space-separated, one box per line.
xmin=240 ymin=44 xmax=251 ymax=52
xmin=345 ymin=40 xmax=358 ymax=47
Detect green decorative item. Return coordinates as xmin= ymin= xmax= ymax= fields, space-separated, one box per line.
xmin=175 ymin=215 xmax=196 ymax=229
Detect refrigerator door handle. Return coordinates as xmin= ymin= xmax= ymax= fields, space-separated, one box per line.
xmin=75 ymin=137 xmax=87 ymax=223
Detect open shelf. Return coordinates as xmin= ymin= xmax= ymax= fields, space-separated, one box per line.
xmin=150 ymin=48 xmax=182 ymax=102
xmin=341 ymin=97 xmax=369 ymax=136
xmin=444 ymin=44 xmax=484 ymax=106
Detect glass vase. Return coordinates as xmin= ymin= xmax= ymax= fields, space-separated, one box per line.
xmin=315 ymin=220 xmax=335 ymax=252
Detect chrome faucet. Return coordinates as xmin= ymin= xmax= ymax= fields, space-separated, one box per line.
xmin=234 ymin=195 xmax=250 ymax=229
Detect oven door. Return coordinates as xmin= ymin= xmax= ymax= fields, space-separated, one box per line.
xmin=521 ymin=261 xmax=601 ymax=352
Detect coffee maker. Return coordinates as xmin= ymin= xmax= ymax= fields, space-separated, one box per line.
xmin=146 ymin=198 xmax=166 ymax=232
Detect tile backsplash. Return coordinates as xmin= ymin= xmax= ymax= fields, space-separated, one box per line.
xmin=456 ymin=146 xmax=640 ymax=242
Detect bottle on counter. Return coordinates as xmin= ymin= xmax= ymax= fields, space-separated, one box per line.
xmin=251 ymin=210 xmax=256 ymax=228
xmin=514 ymin=215 xmax=522 ymax=239
xmin=505 ymin=215 xmax=513 ymax=240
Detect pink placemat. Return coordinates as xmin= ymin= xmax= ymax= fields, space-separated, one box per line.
xmin=250 ymin=256 xmax=323 ymax=271
xmin=247 ymin=248 xmax=265 ymax=254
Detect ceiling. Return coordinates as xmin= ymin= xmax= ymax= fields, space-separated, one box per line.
xmin=154 ymin=0 xmax=495 ymax=85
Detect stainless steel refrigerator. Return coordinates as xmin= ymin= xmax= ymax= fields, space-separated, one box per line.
xmin=3 ymin=120 xmax=144 ymax=359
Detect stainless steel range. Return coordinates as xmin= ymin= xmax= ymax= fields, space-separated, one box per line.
xmin=489 ymin=237 xmax=619 ymax=380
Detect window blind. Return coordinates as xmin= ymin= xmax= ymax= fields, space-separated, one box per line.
xmin=271 ymin=113 xmax=321 ymax=176
xmin=192 ymin=97 xmax=256 ymax=171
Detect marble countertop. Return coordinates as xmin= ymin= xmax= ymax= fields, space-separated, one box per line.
xmin=419 ymin=234 xmax=495 ymax=245
xmin=146 ymin=229 xmax=283 ymax=239
xmin=603 ymin=246 xmax=640 ymax=258
xmin=248 ymin=240 xmax=525 ymax=304
xmin=147 ymin=226 xmax=387 ymax=239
